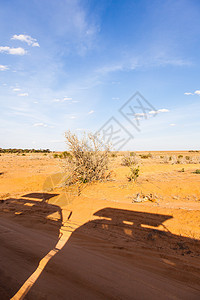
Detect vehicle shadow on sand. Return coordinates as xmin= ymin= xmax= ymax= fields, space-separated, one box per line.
xmin=0 ymin=194 xmax=200 ymax=299
xmin=0 ymin=193 xmax=62 ymax=299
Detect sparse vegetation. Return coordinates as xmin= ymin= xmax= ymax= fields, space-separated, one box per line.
xmin=0 ymin=148 xmax=51 ymax=154
xmin=194 ymin=169 xmax=200 ymax=174
xmin=110 ymin=152 xmax=117 ymax=158
xmin=59 ymin=151 xmax=72 ymax=159
xmin=121 ymin=154 xmax=138 ymax=166
xmin=140 ymin=153 xmax=152 ymax=159
xmin=130 ymin=152 xmax=136 ymax=157
xmin=127 ymin=166 xmax=140 ymax=182
xmin=65 ymin=131 xmax=110 ymax=185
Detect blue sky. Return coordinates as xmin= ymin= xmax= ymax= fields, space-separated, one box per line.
xmin=0 ymin=0 xmax=200 ymax=151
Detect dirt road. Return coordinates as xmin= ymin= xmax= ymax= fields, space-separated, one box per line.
xmin=0 ymin=215 xmax=200 ymax=300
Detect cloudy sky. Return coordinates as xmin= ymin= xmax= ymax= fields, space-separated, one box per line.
xmin=0 ymin=0 xmax=200 ymax=151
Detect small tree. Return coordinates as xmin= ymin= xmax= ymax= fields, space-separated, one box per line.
xmin=65 ymin=131 xmax=110 ymax=185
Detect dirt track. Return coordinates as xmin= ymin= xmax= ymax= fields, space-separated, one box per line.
xmin=0 ymin=153 xmax=200 ymax=299
xmin=0 ymin=214 xmax=200 ymax=300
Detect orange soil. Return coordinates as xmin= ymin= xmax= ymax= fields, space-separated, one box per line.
xmin=0 ymin=152 xmax=200 ymax=299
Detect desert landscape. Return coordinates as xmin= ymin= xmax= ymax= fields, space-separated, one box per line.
xmin=0 ymin=150 xmax=200 ymax=299
xmin=1 ymin=1 xmax=200 ymax=299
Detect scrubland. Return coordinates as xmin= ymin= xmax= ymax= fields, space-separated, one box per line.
xmin=0 ymin=151 xmax=200 ymax=299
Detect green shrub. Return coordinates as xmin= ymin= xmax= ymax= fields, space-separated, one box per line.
xmin=58 ymin=151 xmax=73 ymax=159
xmin=130 ymin=152 xmax=136 ymax=157
xmin=62 ymin=151 xmax=72 ymax=158
xmin=53 ymin=153 xmax=59 ymax=158
xmin=194 ymin=169 xmax=200 ymax=174
xmin=140 ymin=153 xmax=152 ymax=159
xmin=178 ymin=155 xmax=183 ymax=159
xmin=127 ymin=166 xmax=140 ymax=182
xmin=110 ymin=152 xmax=117 ymax=158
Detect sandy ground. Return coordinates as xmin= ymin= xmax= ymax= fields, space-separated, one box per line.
xmin=0 ymin=152 xmax=200 ymax=299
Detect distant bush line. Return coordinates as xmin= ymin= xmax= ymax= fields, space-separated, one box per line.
xmin=0 ymin=148 xmax=51 ymax=154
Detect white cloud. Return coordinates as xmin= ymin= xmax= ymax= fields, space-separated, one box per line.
xmin=63 ymin=97 xmax=72 ymax=101
xmin=112 ymin=97 xmax=120 ymax=100
xmin=33 ymin=123 xmax=48 ymax=127
xmin=18 ymin=93 xmax=28 ymax=97
xmin=170 ymin=124 xmax=176 ymax=126
xmin=194 ymin=90 xmax=200 ymax=95
xmin=88 ymin=110 xmax=94 ymax=114
xmin=13 ymin=88 xmax=21 ymax=92
xmin=157 ymin=109 xmax=169 ymax=113
xmin=149 ymin=108 xmax=169 ymax=115
xmin=184 ymin=92 xmax=193 ymax=95
xmin=69 ymin=116 xmax=76 ymax=119
xmin=134 ymin=112 xmax=146 ymax=117
xmin=96 ymin=64 xmax=124 ymax=75
xmin=0 ymin=65 xmax=9 ymax=71
xmin=96 ymin=54 xmax=189 ymax=77
xmin=0 ymin=46 xmax=26 ymax=55
xmin=11 ymin=34 xmax=40 ymax=47
xmin=149 ymin=110 xmax=157 ymax=115
xmin=52 ymin=97 xmax=72 ymax=103
xmin=184 ymin=90 xmax=200 ymax=96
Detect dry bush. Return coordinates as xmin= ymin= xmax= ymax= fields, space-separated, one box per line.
xmin=65 ymin=131 xmax=110 ymax=185
xmin=121 ymin=154 xmax=138 ymax=166
xmin=163 ymin=155 xmax=169 ymax=163
xmin=190 ymin=156 xmax=199 ymax=164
